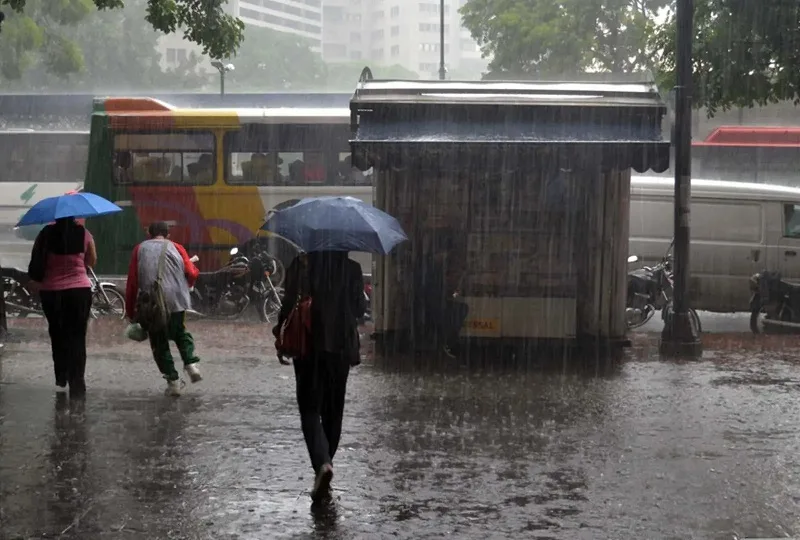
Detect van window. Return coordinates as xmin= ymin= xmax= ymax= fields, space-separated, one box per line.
xmin=783 ymin=204 xmax=800 ymax=238
xmin=630 ymin=198 xmax=762 ymax=243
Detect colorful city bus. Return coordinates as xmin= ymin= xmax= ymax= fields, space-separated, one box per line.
xmin=0 ymin=129 xmax=89 ymax=269
xmin=82 ymin=97 xmax=371 ymax=276
xmin=692 ymin=126 xmax=800 ymax=185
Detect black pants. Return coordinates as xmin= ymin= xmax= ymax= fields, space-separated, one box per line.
xmin=40 ymin=287 xmax=92 ymax=392
xmin=293 ymin=350 xmax=350 ymax=474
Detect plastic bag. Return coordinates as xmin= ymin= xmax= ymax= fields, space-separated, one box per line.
xmin=125 ymin=322 xmax=148 ymax=342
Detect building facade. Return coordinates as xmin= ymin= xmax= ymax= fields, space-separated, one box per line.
xmin=322 ymin=0 xmax=486 ymax=78
xmin=158 ymin=0 xmax=487 ymax=79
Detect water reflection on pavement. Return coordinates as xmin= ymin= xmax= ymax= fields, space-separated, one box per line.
xmin=1 ymin=319 xmax=800 ymax=538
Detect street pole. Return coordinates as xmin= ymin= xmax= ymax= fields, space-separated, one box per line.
xmin=660 ymin=0 xmax=702 ymax=356
xmin=220 ymin=70 xmax=225 ymax=98
xmin=438 ymin=0 xmax=446 ymax=80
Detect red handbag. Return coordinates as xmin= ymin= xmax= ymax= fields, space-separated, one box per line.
xmin=276 ymin=295 xmax=313 ymax=358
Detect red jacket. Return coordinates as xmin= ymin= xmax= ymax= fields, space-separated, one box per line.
xmin=125 ymin=240 xmax=199 ymax=320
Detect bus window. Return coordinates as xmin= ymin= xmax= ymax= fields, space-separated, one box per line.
xmin=113 ymin=132 xmax=215 ymax=185
xmin=336 ymin=152 xmax=371 ymax=185
xmin=228 ymin=152 xmax=282 ymax=185
xmin=224 ymin=123 xmax=354 ymax=186
xmin=0 ymin=131 xmax=88 ymax=184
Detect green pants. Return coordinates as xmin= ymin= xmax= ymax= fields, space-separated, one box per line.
xmin=148 ymin=311 xmax=199 ymax=381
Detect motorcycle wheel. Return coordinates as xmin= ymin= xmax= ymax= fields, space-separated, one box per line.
xmin=269 ymin=259 xmax=286 ymax=289
xmin=91 ymin=286 xmax=126 ymax=319
xmin=259 ymin=287 xmax=283 ymax=323
xmin=4 ymin=278 xmax=38 ymax=318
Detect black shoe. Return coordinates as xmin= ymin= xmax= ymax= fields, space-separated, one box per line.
xmin=311 ymin=464 xmax=333 ymax=503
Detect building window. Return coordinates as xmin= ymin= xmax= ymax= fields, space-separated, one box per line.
xmin=419 ymin=23 xmax=448 ymax=32
xmin=390 ymin=6 xmax=399 ymax=17
xmin=419 ymin=3 xmax=448 ymax=14
xmin=166 ymin=48 xmax=176 ymax=63
xmin=391 ymin=45 xmax=400 ymax=56
xmin=325 ymin=43 xmax=347 ymax=57
xmin=351 ymin=32 xmax=361 ymax=43
xmin=323 ymin=6 xmax=344 ymax=21
xmin=391 ymin=25 xmax=400 ymax=37
xmin=419 ymin=63 xmax=438 ymax=73
xmin=372 ymin=29 xmax=384 ymax=40
xmin=350 ymin=51 xmax=362 ymax=60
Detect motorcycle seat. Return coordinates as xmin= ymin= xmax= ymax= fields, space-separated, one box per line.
xmin=2 ymin=267 xmax=28 ymax=281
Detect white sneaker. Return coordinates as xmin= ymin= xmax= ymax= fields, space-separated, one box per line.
xmin=165 ymin=379 xmax=183 ymax=396
xmin=184 ymin=363 xmax=202 ymax=383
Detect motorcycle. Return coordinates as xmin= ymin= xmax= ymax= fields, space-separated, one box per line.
xmin=2 ymin=266 xmax=124 ymax=319
xmin=2 ymin=267 xmax=40 ymax=317
xmin=749 ymin=271 xmax=800 ymax=333
xmin=626 ymin=247 xmax=702 ymax=331
xmin=189 ymin=249 xmax=283 ymax=322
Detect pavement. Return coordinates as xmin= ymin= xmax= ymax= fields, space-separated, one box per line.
xmin=2 ymin=317 xmax=800 ymax=538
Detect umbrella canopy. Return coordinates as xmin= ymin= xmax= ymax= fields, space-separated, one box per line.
xmin=261 ymin=196 xmax=408 ymax=255
xmin=16 ymin=192 xmax=121 ymax=227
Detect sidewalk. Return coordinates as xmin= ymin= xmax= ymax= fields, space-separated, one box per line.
xmin=2 ymin=319 xmax=800 ymax=539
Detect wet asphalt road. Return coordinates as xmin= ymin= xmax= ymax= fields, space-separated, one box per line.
xmin=2 ymin=318 xmax=800 ymax=538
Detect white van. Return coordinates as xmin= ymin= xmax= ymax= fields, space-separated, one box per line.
xmin=629 ymin=176 xmax=800 ymax=313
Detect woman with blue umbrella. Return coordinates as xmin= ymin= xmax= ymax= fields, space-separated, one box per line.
xmin=266 ymin=196 xmax=407 ymax=502
xmin=21 ymin=192 xmax=122 ymax=396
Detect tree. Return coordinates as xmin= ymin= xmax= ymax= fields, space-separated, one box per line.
xmin=2 ymin=0 xmax=210 ymax=91
xmin=459 ymin=0 xmax=667 ymax=76
xmin=223 ymin=26 xmax=326 ymax=91
xmin=0 ymin=0 xmax=242 ymax=79
xmin=651 ymin=1 xmax=800 ymax=115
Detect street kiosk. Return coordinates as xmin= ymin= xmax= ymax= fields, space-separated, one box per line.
xmin=350 ymin=77 xmax=670 ymax=353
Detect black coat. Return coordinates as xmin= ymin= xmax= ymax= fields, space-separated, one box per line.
xmin=276 ymin=252 xmax=366 ymax=363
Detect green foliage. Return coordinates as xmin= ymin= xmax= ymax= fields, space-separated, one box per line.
xmin=223 ymin=27 xmax=326 ymax=91
xmin=2 ymin=0 xmax=210 ymax=91
xmin=0 ymin=0 xmax=242 ymax=79
xmin=651 ymin=1 xmax=800 ymax=115
xmin=460 ymin=0 xmax=668 ymax=76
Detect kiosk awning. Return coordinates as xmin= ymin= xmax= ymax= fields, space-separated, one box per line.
xmin=349 ymin=77 xmax=671 ymax=173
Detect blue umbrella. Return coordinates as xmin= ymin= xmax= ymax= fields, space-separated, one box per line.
xmin=16 ymin=192 xmax=122 ymax=227
xmin=262 ymin=196 xmax=408 ymax=255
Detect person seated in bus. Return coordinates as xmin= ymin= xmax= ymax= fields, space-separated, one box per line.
xmin=186 ymin=154 xmax=214 ymax=184
xmin=414 ymin=237 xmax=469 ymax=358
xmin=288 ymin=159 xmax=306 ymax=186
xmin=303 ymin=153 xmax=326 ymax=185
xmin=134 ymin=155 xmax=171 ymax=182
xmin=114 ymin=151 xmax=133 ymax=184
xmin=242 ymin=153 xmax=278 ymax=185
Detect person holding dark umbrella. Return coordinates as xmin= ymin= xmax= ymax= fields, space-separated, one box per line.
xmin=265 ymin=196 xmax=407 ymax=503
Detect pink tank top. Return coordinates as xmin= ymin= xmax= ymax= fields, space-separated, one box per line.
xmin=40 ymin=229 xmax=93 ymax=291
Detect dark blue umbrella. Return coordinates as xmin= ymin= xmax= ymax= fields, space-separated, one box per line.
xmin=16 ymin=192 xmax=122 ymax=227
xmin=261 ymin=196 xmax=408 ymax=255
